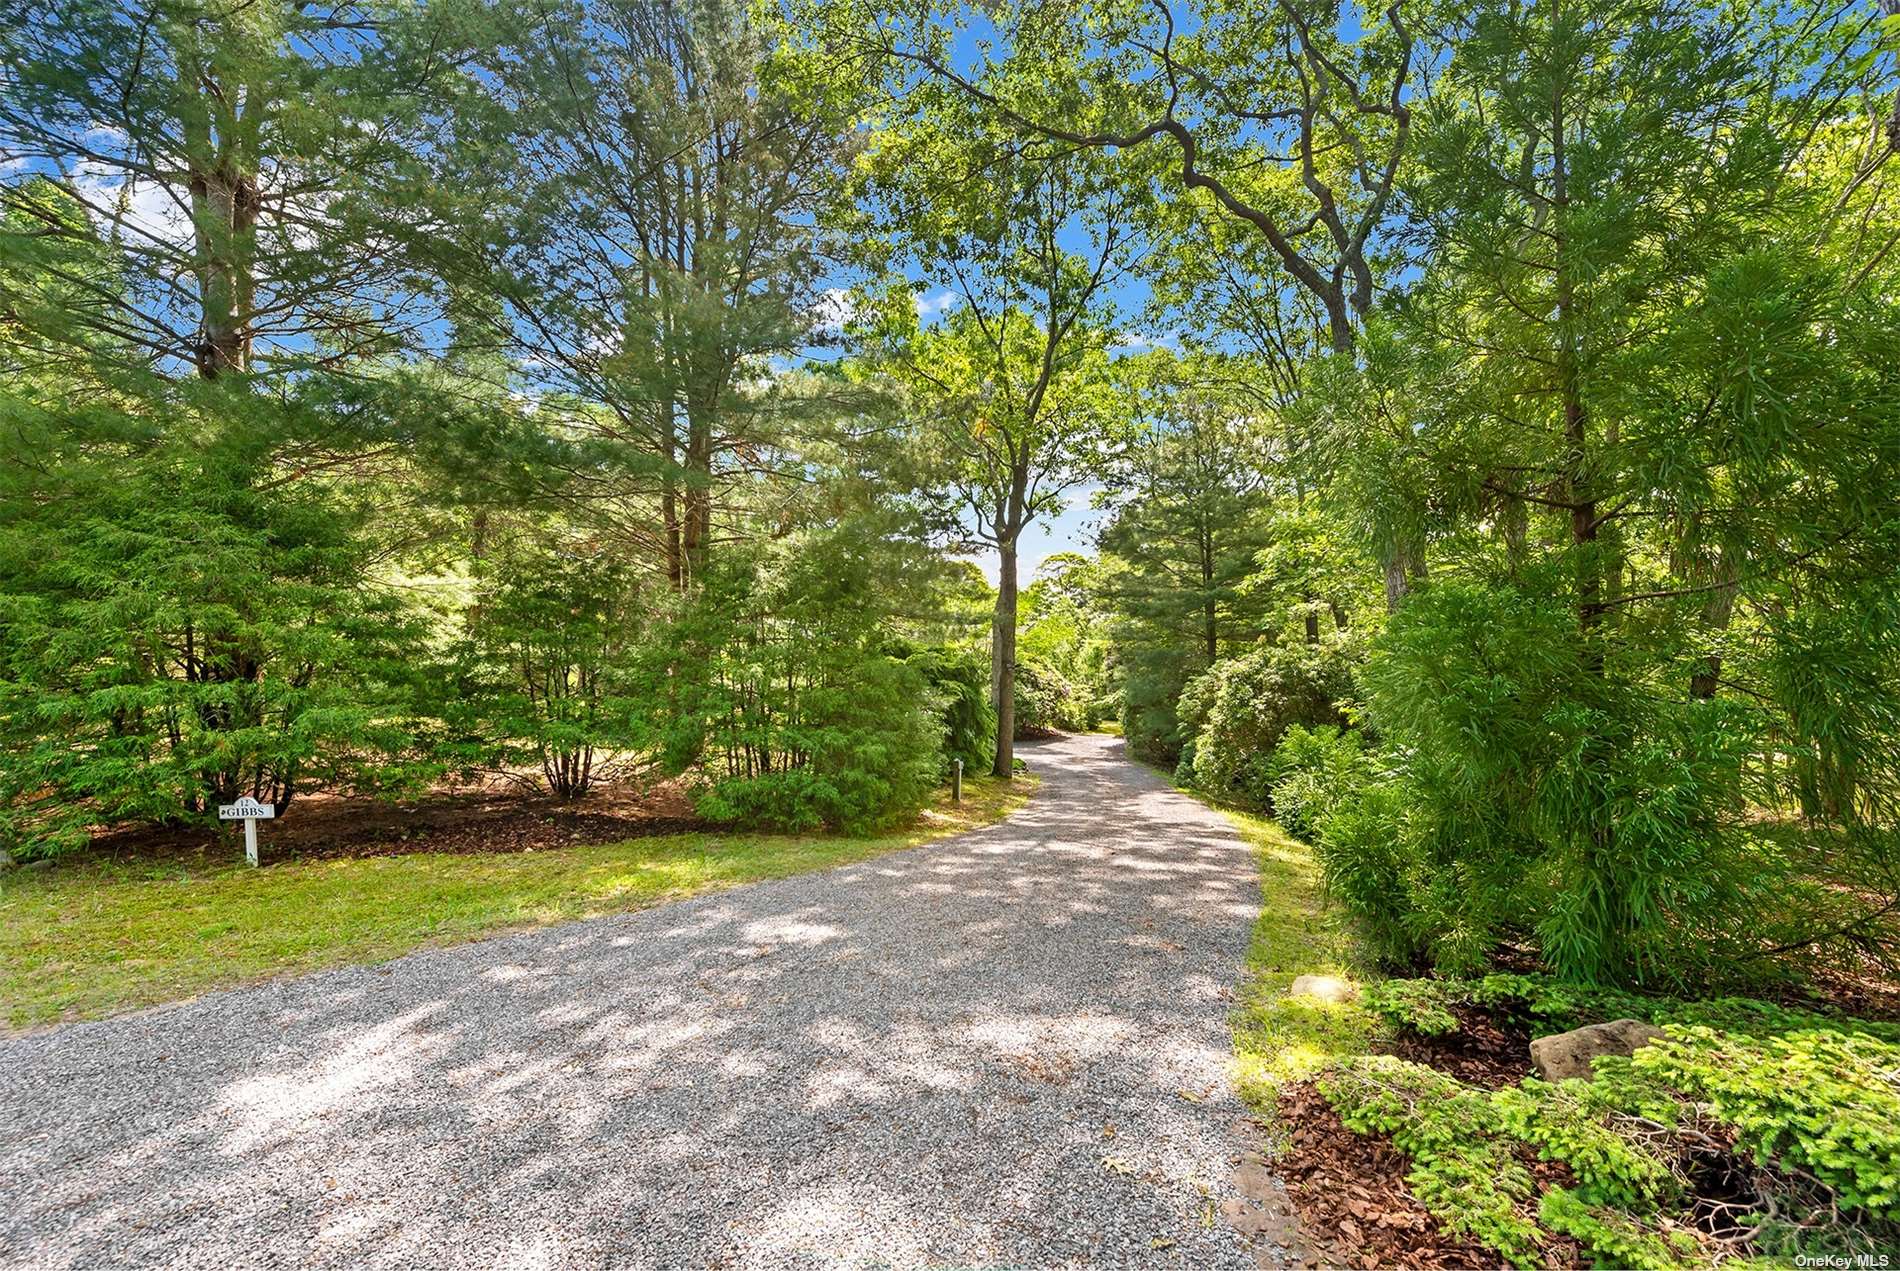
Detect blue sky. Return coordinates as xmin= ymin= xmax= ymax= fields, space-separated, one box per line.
xmin=964 ymin=484 xmax=1106 ymax=586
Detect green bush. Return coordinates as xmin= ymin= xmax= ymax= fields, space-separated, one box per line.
xmin=1321 ymin=1056 xmax=1547 ymax=1266
xmin=1360 ymin=977 xmax=1466 ymax=1036
xmin=1311 ymin=778 xmax=1430 ymax=966
xmin=1171 ymin=737 xmax=1198 ymax=787
xmin=1362 ymin=971 xmax=1900 ymax=1046
xmin=1178 ymin=639 xmax=1357 ymax=805
xmin=1492 ymin=1081 xmax=1676 ymax=1211
xmin=1013 ymin=655 xmax=1093 ymax=736
xmin=1335 ymin=575 xmax=1816 ymax=986
xmin=1120 ymin=653 xmax=1196 ymax=764
xmin=681 ymin=528 xmax=943 ymax=833
xmin=1266 ymin=723 xmax=1374 ymax=838
xmin=0 ymin=450 xmax=437 ymax=856
xmin=453 ymin=540 xmax=654 ymax=797
xmin=1537 ymin=1188 xmax=1698 ymax=1269
xmin=1635 ymin=1026 xmax=1900 ymax=1220
xmin=1333 ymin=978 xmax=1900 ymax=1263
xmin=904 ymin=644 xmax=996 ymax=776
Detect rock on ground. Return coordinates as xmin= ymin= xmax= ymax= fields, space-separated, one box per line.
xmin=0 ymin=733 xmax=1276 ymax=1269
xmin=1530 ymin=1018 xmax=1665 ymax=1082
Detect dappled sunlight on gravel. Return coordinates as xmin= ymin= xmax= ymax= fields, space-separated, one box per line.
xmin=0 ymin=735 xmax=1275 ymax=1268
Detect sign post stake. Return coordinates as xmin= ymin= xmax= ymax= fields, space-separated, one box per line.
xmin=218 ymin=796 xmax=276 ymax=867
xmin=954 ymin=758 xmax=963 ymax=804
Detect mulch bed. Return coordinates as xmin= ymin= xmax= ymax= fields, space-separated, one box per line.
xmin=1379 ymin=1002 xmax=1534 ymax=1089
xmin=80 ymin=777 xmax=708 ymax=867
xmin=1266 ymin=951 xmax=1900 ymax=1267
xmin=1277 ymin=1080 xmax=1586 ymax=1270
xmin=1795 ymin=966 xmax=1900 ymax=1023
xmin=1276 ymin=1082 xmax=1496 ymax=1269
xmin=1271 ymin=1000 xmax=1560 ymax=1266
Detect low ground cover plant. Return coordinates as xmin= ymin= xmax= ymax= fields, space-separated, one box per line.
xmin=1321 ymin=974 xmax=1900 ymax=1267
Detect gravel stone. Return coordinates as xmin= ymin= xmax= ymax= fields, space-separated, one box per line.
xmin=0 ymin=734 xmax=1274 ymax=1268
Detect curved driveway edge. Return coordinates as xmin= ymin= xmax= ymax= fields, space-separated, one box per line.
xmin=0 ymin=734 xmax=1275 ymax=1268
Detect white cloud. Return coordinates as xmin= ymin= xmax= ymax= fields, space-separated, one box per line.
xmin=69 ymin=159 xmax=195 ymax=251
xmin=815 ymin=286 xmax=858 ymax=336
xmin=914 ymin=290 xmax=960 ymax=318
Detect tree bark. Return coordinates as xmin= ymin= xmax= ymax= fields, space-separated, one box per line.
xmin=1551 ymin=34 xmax=1601 ymax=653
xmin=187 ymin=154 xmax=256 ymax=377
xmin=1689 ymin=547 xmax=1738 ymax=700
xmin=1201 ymin=524 xmax=1218 ymax=661
xmin=1383 ymin=541 xmax=1425 ymax=613
xmin=182 ymin=56 xmax=256 ymax=381
xmin=991 ymin=537 xmax=1018 ymax=777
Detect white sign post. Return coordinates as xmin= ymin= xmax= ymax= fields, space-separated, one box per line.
xmin=218 ymin=795 xmax=276 ymax=867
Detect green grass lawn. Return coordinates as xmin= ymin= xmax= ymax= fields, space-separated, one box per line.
xmin=1142 ymin=758 xmax=1378 ymax=1118
xmin=1217 ymin=807 xmax=1377 ymax=1119
xmin=1 ymin=773 xmax=1035 ymax=1032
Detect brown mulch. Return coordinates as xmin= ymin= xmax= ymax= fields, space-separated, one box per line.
xmin=1379 ymin=1002 xmax=1535 ymax=1089
xmin=1792 ymin=966 xmax=1900 ymax=1023
xmin=79 ymin=776 xmax=707 ymax=867
xmin=1277 ymin=1081 xmax=1587 ymax=1270
xmin=1276 ymin=1082 xmax=1496 ymax=1270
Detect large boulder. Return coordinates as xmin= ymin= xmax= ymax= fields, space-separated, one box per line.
xmin=1531 ymin=1018 xmax=1665 ymax=1082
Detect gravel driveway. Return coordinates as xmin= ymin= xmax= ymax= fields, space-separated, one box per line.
xmin=1 ymin=734 xmax=1275 ymax=1269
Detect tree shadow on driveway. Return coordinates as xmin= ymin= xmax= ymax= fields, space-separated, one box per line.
xmin=0 ymin=736 xmax=1275 ymax=1270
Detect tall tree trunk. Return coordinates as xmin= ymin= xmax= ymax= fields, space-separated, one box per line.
xmin=662 ymin=481 xmax=684 ymax=590
xmin=1552 ymin=57 xmax=1600 ymax=651
xmin=991 ymin=537 xmax=1018 ymax=778
xmin=1200 ymin=525 xmax=1218 ymax=661
xmin=1383 ymin=541 xmax=1425 ymax=613
xmin=1887 ymin=0 xmax=1900 ymax=148
xmin=188 ymin=156 xmax=256 ymax=378
xmin=1549 ymin=0 xmax=1619 ymax=974
xmin=1329 ymin=318 xmax=1426 ymax=615
xmin=682 ymin=403 xmax=713 ymax=585
xmin=658 ymin=383 xmax=686 ymax=590
xmin=1689 ymin=547 xmax=1738 ymax=700
xmin=182 ymin=53 xmax=256 ymax=381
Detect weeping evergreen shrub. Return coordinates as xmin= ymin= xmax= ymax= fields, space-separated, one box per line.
xmin=903 ymin=644 xmax=995 ymax=776
xmin=0 ymin=430 xmax=438 ymax=857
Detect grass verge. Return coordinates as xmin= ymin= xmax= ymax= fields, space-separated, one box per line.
xmin=1216 ymin=806 xmax=1377 ymax=1118
xmin=1 ymin=772 xmax=1035 ymax=1033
